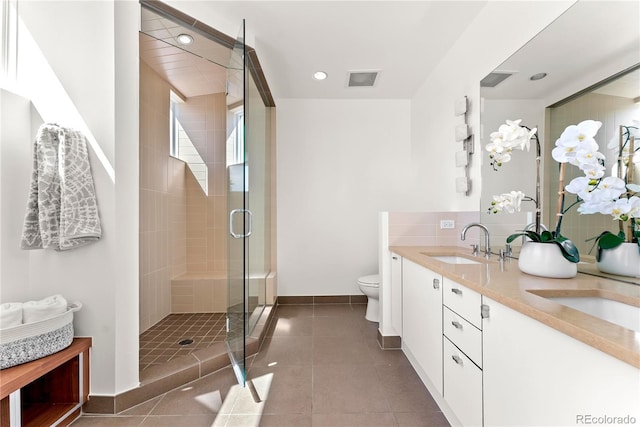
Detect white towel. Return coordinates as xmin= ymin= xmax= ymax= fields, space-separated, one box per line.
xmin=20 ymin=123 xmax=101 ymax=251
xmin=22 ymin=294 xmax=68 ymax=324
xmin=0 ymin=303 xmax=23 ymax=329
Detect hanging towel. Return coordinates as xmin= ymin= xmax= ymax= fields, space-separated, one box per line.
xmin=20 ymin=123 xmax=101 ymax=251
xmin=0 ymin=303 xmax=23 ymax=329
xmin=22 ymin=294 xmax=68 ymax=324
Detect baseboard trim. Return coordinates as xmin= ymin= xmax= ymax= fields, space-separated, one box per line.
xmin=277 ymin=294 xmax=367 ymax=305
xmin=377 ymin=329 xmax=402 ymax=349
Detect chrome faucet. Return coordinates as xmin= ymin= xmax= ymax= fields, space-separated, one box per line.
xmin=461 ymin=223 xmax=491 ymax=257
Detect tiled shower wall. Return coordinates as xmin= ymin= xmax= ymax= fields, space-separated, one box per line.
xmin=140 ymin=62 xmax=230 ymax=331
xmin=171 ymin=94 xmax=229 ymax=314
xmin=140 ymin=61 xmax=187 ymax=332
xmin=175 ymin=94 xmax=228 ymax=273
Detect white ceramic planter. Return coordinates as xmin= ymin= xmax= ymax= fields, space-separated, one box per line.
xmin=596 ymin=242 xmax=640 ymax=278
xmin=518 ymin=242 xmax=577 ymax=279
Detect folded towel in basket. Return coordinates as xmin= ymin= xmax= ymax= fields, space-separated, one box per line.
xmin=20 ymin=123 xmax=101 ymax=251
xmin=0 ymin=303 xmax=23 ymax=329
xmin=22 ymin=295 xmax=67 ymax=324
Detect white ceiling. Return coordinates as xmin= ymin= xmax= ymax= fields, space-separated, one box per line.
xmin=141 ymin=1 xmax=639 ymax=103
xmin=141 ymin=1 xmax=487 ymax=100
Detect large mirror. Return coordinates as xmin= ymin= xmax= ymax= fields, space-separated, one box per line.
xmin=480 ymin=1 xmax=640 ymax=283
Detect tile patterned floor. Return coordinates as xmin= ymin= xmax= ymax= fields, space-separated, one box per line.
xmin=139 ymin=313 xmax=227 ymax=372
xmin=73 ymin=304 xmax=450 ymax=426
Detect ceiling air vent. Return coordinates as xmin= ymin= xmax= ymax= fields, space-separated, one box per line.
xmin=480 ymin=72 xmax=513 ymax=88
xmin=348 ymin=71 xmax=379 ymax=87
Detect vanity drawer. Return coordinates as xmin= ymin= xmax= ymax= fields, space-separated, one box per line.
xmin=443 ymin=306 xmax=482 ymax=367
xmin=444 ymin=337 xmax=483 ymax=427
xmin=443 ymin=278 xmax=482 ymax=329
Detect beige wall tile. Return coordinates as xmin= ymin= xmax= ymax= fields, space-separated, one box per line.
xmin=194 ymin=279 xmax=215 ymax=312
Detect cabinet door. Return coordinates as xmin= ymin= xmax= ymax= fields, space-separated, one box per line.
xmin=483 ymin=296 xmax=640 ymax=427
xmin=443 ymin=337 xmax=483 ymax=427
xmin=402 ymin=259 xmax=443 ymax=395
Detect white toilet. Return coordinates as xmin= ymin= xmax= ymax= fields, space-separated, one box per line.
xmin=357 ymin=274 xmax=380 ymax=322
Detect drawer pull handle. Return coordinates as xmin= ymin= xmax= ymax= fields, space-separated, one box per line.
xmin=481 ymin=304 xmax=490 ymax=319
xmin=452 ymin=355 xmax=463 ymax=365
xmin=433 ymin=278 xmax=440 ymax=290
xmin=451 ymin=321 xmax=463 ymax=329
xmin=451 ymin=288 xmax=462 ymax=295
xmin=392 ymin=256 xmax=398 ymax=260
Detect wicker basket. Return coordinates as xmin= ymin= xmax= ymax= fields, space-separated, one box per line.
xmin=0 ymin=302 xmax=82 ymax=369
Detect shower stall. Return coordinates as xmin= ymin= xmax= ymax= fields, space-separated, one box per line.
xmin=138 ymin=1 xmax=275 ymax=385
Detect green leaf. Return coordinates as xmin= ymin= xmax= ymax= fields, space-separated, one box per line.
xmin=506 ymin=230 xmax=541 ymax=243
xmin=554 ymin=239 xmax=580 ymax=263
xmin=597 ymin=232 xmax=625 ymax=250
xmin=540 ymin=230 xmax=554 ymax=242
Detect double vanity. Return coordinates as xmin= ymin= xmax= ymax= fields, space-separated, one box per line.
xmin=389 ymin=246 xmax=640 ymax=427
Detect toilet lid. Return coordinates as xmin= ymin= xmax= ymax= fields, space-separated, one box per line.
xmin=358 ymin=274 xmax=379 ymax=286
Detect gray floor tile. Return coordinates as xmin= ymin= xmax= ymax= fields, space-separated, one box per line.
xmin=245 ymin=364 xmax=313 ymax=414
xmin=267 ymin=315 xmax=313 ymax=337
xmin=312 ymin=412 xmax=399 ymax=426
xmin=75 ymin=304 xmax=449 ymax=427
xmin=252 ymin=336 xmax=313 ymax=366
xmin=394 ymin=411 xmax=451 ymax=426
xmin=312 ymin=364 xmax=391 ymax=414
xmin=313 ymin=335 xmax=375 ymax=365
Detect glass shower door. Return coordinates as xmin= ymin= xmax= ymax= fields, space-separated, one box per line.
xmin=226 ymin=19 xmax=248 ymax=386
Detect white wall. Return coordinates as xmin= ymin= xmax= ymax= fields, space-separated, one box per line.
xmin=0 ymin=1 xmax=139 ymax=396
xmin=277 ymin=99 xmax=412 ymax=296
xmin=276 ymin=2 xmax=576 ymax=297
xmin=0 ymin=90 xmax=37 ymax=297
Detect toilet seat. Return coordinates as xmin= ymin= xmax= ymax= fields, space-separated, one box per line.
xmin=358 ymin=274 xmax=379 ymax=287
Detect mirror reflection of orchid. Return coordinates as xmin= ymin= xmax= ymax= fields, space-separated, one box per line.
xmin=486 ymin=119 xmax=580 ymax=263
xmin=557 ymin=121 xmax=640 ymax=256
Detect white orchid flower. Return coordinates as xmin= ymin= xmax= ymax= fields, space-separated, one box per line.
xmin=565 ymin=176 xmax=593 ymax=199
xmin=490 ymin=190 xmax=526 ymax=214
xmin=559 ymin=120 xmax=602 ymax=146
xmin=578 ymin=199 xmax=608 ymax=214
xmin=579 ymin=162 xmax=606 ymax=180
xmin=600 ymin=198 xmax=637 ymax=221
xmin=598 ymin=176 xmax=627 ymax=199
xmin=489 ymin=120 xmax=536 ymax=162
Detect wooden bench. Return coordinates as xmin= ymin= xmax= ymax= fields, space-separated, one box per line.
xmin=0 ymin=337 xmax=91 ymax=427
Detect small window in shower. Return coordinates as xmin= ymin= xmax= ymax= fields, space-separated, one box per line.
xmin=170 ymin=91 xmax=208 ymax=195
xmin=227 ymin=107 xmax=244 ymax=166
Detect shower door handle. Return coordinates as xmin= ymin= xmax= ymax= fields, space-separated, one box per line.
xmin=230 ymin=209 xmax=253 ymax=238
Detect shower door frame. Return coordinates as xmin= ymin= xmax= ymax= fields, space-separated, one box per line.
xmin=139 ymin=0 xmax=275 ymax=387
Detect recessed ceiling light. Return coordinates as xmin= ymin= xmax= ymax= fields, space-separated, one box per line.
xmin=176 ymin=34 xmax=194 ymax=45
xmin=313 ymin=71 xmax=328 ymax=81
xmin=530 ymin=72 xmax=547 ymax=81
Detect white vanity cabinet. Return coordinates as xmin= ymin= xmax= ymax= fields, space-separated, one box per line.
xmin=442 ymin=277 xmax=484 ymax=427
xmin=483 ymin=296 xmax=640 ymax=427
xmin=402 ymin=258 xmax=443 ymax=395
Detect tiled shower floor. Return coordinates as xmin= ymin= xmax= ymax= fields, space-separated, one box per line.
xmin=139 ymin=313 xmax=227 ymax=372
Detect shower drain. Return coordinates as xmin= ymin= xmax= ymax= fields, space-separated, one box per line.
xmin=178 ymin=338 xmax=194 ymax=346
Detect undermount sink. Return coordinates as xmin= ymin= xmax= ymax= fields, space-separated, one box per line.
xmin=548 ymin=296 xmax=640 ymax=333
xmin=430 ymin=255 xmax=481 ymax=265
